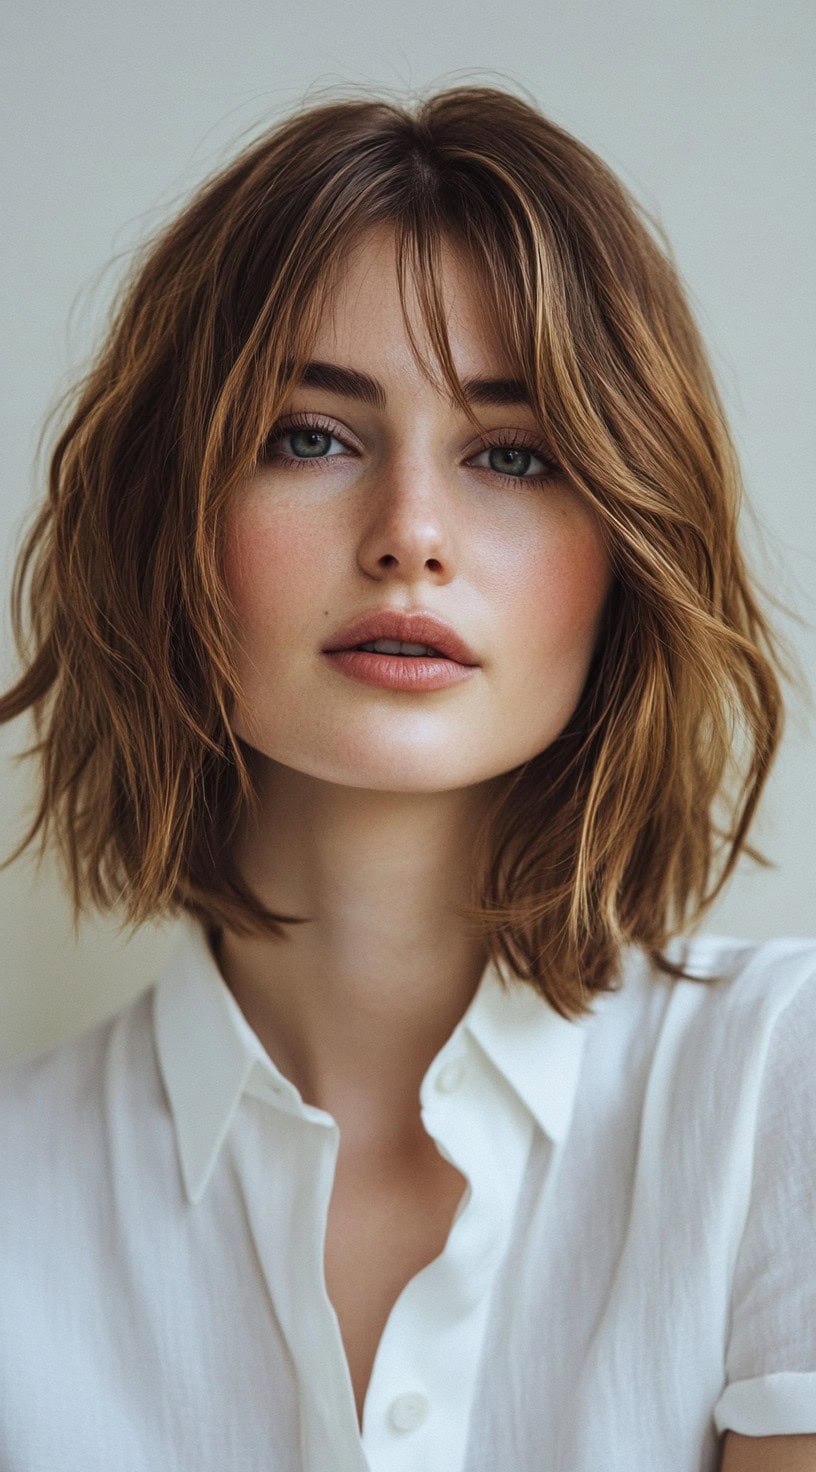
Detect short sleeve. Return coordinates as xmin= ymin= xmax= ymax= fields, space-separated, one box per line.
xmin=713 ymin=957 xmax=816 ymax=1436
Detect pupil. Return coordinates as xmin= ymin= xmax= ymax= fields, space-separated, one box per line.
xmin=490 ymin=446 xmax=529 ymax=476
xmin=291 ymin=429 xmax=330 ymax=457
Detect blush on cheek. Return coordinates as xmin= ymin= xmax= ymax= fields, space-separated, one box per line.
xmin=525 ymin=526 xmax=613 ymax=658
xmin=222 ymin=504 xmax=310 ymax=621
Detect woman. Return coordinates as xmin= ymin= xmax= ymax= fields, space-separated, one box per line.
xmin=0 ymin=83 xmax=813 ymax=1472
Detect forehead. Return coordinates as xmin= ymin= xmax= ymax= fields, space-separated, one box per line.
xmin=308 ymin=223 xmax=519 ymax=387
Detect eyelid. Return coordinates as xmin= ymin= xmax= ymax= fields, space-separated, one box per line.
xmin=262 ymin=412 xmax=555 ymax=458
xmin=263 ymin=412 xmax=357 ymax=450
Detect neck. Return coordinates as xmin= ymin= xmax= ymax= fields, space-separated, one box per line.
xmin=212 ymin=756 xmax=499 ymax=1151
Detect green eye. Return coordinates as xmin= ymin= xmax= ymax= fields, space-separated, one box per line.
xmin=286 ymin=428 xmax=336 ymax=458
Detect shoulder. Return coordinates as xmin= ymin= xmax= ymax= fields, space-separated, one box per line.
xmin=0 ymin=986 xmax=156 ymax=1202
xmin=641 ymin=929 xmax=816 ymax=1039
xmin=608 ymin=933 xmax=816 ymax=1164
xmin=608 ymin=931 xmax=816 ymax=1071
xmin=684 ymin=931 xmax=816 ymax=1100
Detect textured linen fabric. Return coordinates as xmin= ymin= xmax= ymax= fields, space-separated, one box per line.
xmin=1 ymin=912 xmax=815 ymax=1472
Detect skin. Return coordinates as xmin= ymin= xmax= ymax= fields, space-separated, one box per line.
xmin=720 ymin=1434 xmax=816 ymax=1471
xmin=217 ymin=222 xmax=614 ymax=1164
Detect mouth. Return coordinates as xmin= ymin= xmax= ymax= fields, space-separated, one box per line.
xmin=322 ymin=610 xmax=479 ymax=667
xmin=322 ymin=645 xmax=477 ymax=692
xmin=348 ymin=641 xmax=451 ymax=659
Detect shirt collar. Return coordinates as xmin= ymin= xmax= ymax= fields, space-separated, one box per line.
xmin=153 ymin=911 xmax=592 ymax=1206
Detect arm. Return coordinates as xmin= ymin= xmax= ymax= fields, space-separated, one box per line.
xmin=712 ymin=954 xmax=816 ymax=1457
xmin=720 ymin=1432 xmax=816 ymax=1471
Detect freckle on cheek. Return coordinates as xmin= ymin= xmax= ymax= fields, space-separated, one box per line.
xmin=228 ymin=517 xmax=316 ymax=617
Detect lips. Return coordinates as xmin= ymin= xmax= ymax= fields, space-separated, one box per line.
xmin=322 ymin=608 xmax=479 ymax=666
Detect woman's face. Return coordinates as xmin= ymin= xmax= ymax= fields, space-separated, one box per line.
xmin=222 ymin=225 xmax=614 ymax=794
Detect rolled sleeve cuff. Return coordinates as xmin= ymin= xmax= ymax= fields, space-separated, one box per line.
xmin=714 ymin=1372 xmax=816 ymax=1436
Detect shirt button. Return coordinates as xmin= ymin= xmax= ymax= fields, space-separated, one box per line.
xmin=436 ymin=1058 xmax=465 ymax=1092
xmin=388 ymin=1392 xmax=430 ymax=1431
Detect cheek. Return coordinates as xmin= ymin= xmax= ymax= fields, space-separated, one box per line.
xmin=222 ymin=500 xmax=319 ymax=634
xmin=509 ymin=512 xmax=613 ymax=672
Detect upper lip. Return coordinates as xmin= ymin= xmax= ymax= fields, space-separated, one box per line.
xmin=322 ymin=607 xmax=479 ymax=665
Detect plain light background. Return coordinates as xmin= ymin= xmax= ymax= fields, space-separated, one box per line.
xmin=1 ymin=0 xmax=813 ymax=1065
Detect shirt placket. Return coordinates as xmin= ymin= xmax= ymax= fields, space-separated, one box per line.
xmin=357 ymin=1039 xmax=535 ymax=1472
xmin=230 ymin=1082 xmax=370 ymax=1472
xmin=231 ymin=1044 xmax=534 ymax=1472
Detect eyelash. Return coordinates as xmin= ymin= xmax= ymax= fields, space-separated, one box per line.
xmin=258 ymin=414 xmax=562 ymax=484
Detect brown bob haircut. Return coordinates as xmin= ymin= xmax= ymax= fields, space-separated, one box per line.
xmin=0 ymin=82 xmax=801 ymax=1020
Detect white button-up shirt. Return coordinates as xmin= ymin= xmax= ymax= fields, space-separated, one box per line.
xmin=1 ymin=913 xmax=815 ymax=1471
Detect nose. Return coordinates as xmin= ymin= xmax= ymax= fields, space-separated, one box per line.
xmin=355 ymin=450 xmax=457 ymax=581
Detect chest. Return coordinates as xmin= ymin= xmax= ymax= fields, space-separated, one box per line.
xmin=323 ymin=1144 xmax=468 ymax=1427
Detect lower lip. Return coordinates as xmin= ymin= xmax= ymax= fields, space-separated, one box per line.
xmin=323 ymin=650 xmax=477 ymax=691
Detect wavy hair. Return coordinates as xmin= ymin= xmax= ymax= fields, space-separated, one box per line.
xmin=0 ymin=82 xmax=804 ymax=1018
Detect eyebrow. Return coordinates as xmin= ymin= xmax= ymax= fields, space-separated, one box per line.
xmin=295 ymin=359 xmax=533 ymax=410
